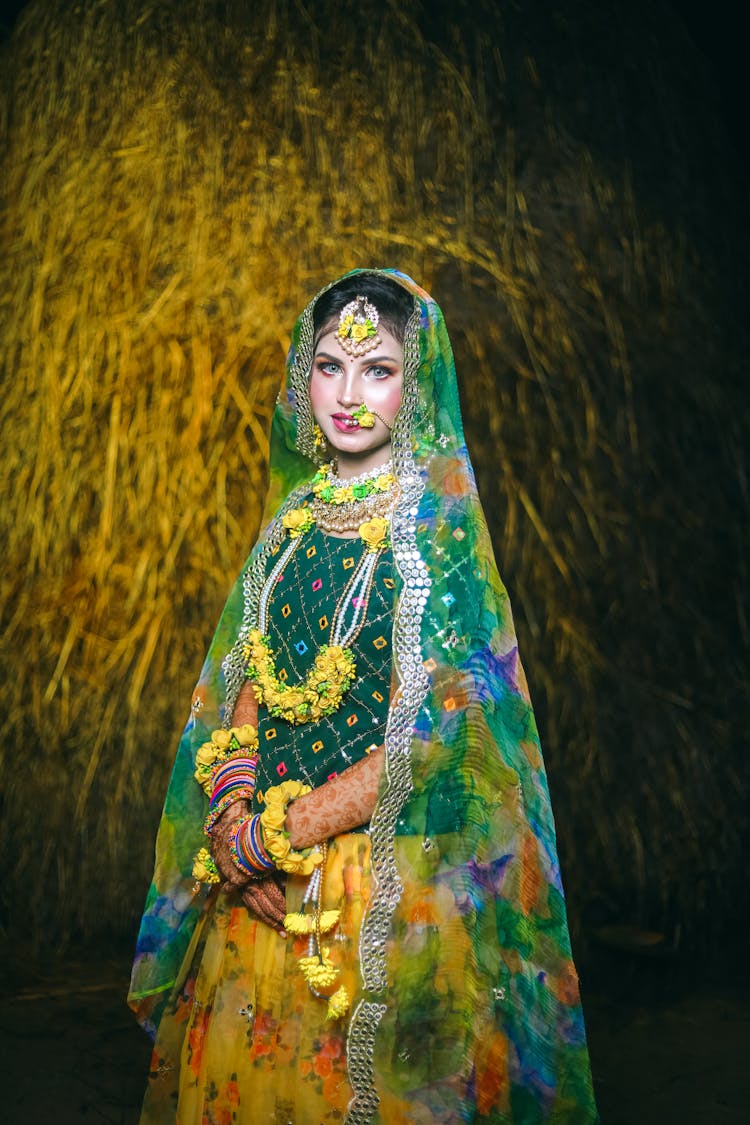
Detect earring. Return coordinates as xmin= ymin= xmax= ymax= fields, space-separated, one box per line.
xmin=313 ymin=423 xmax=326 ymax=451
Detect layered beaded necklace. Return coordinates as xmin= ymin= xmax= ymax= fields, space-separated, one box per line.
xmin=310 ymin=460 xmax=395 ymax=534
xmin=243 ymin=461 xmax=397 ymax=725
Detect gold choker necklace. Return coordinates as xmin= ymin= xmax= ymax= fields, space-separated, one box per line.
xmin=311 ymin=461 xmax=396 ymax=533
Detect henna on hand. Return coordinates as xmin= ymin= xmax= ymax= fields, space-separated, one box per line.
xmin=210 ymin=798 xmax=252 ymax=890
xmin=207 ymin=684 xmax=257 ymax=890
xmin=241 ymin=874 xmax=287 ymax=932
xmin=285 ymin=745 xmax=385 ymax=850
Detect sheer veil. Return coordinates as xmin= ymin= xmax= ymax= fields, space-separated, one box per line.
xmin=130 ymin=269 xmax=598 ymax=1122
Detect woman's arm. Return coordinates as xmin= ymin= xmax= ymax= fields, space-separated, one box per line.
xmin=209 ymin=745 xmax=384 ymax=932
xmin=216 ymin=681 xmax=385 ymax=930
xmin=232 ymin=679 xmax=385 ymax=848
xmin=211 ymin=800 xmax=288 ymax=931
xmin=285 ymin=745 xmax=385 ymax=849
xmin=232 ymin=680 xmax=258 ymax=726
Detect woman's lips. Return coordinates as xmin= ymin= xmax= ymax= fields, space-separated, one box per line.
xmin=331 ymin=413 xmax=361 ymax=432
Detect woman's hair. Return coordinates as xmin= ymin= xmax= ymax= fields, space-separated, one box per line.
xmin=313 ymin=272 xmax=415 ymax=345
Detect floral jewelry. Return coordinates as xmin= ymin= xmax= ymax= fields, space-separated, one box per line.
xmin=244 ymin=498 xmax=388 ymax=725
xmin=192 ymin=847 xmax=220 ymax=888
xmin=193 ymin=723 xmax=259 ymax=796
xmin=312 ymin=422 xmax=327 ymax=451
xmin=244 ymin=628 xmax=356 ymax=725
xmin=311 ymin=461 xmax=394 ymax=505
xmin=191 ymin=723 xmax=260 ymax=891
xmin=335 ymin=296 xmax=381 ymax=357
xmin=352 ymin=404 xmax=376 ymax=428
xmin=351 ymin=403 xmax=392 ymax=431
xmin=310 ymin=460 xmax=396 ymax=534
xmin=281 ymin=507 xmax=314 ymax=537
xmin=259 ymin=780 xmax=323 ymax=875
xmin=286 ymin=843 xmax=350 ymax=1019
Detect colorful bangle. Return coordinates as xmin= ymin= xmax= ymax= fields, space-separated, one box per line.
xmin=204 ymin=753 xmax=259 ymax=834
xmin=259 ymin=780 xmax=323 ymax=876
xmin=230 ymin=815 xmax=275 ymax=877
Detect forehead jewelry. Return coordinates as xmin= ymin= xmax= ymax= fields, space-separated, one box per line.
xmin=335 ymin=296 xmax=382 ymax=357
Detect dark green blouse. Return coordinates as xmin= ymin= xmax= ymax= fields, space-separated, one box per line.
xmin=252 ymin=524 xmax=393 ymax=809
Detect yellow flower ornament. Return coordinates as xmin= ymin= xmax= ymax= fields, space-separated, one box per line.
xmin=283 ymin=909 xmax=341 ymax=936
xmin=299 ymin=947 xmax=339 ymax=990
xmin=259 ymin=780 xmax=323 ymax=876
xmin=326 ymin=986 xmax=350 ymax=1020
xmin=352 ymin=404 xmax=376 ymax=428
xmin=358 ymin=516 xmax=390 ymax=551
xmin=244 ymin=629 xmax=356 ymax=726
xmin=282 ymin=507 xmax=314 ymax=537
xmin=311 ymin=464 xmax=394 ymax=505
xmin=193 ymin=723 xmax=259 ymax=794
xmin=192 ymin=847 xmax=220 ymax=885
xmin=335 ymin=295 xmax=381 ymax=357
xmin=195 ymin=741 xmax=220 ymax=768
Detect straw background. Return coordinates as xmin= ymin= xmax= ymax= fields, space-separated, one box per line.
xmin=0 ymin=0 xmax=747 ymax=960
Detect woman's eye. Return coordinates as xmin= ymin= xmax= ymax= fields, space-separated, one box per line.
xmin=317 ymin=361 xmax=341 ymax=376
xmin=366 ymin=365 xmax=392 ymax=379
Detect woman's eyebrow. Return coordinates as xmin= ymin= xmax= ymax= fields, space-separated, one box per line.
xmin=314 ymin=351 xmax=400 ymax=364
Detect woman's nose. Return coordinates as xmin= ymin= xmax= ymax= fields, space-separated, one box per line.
xmin=337 ymin=372 xmax=361 ymax=407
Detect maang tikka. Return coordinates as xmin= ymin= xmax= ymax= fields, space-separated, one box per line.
xmin=335 ymin=296 xmax=381 ymax=357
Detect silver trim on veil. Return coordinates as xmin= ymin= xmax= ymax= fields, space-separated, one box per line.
xmin=345 ymin=301 xmax=431 ymax=1122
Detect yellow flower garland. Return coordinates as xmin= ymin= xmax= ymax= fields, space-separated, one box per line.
xmin=192 ymin=847 xmax=220 ymax=885
xmin=193 ymin=723 xmax=259 ymax=795
xmin=311 ymin=466 xmax=394 ymax=505
xmin=326 ymin=986 xmax=350 ymax=1020
xmin=259 ymin=780 xmax=323 ymax=876
xmin=243 ymin=629 xmax=356 ymax=726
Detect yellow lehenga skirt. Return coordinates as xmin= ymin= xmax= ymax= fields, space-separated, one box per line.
xmin=141 ymin=833 xmax=372 ymax=1125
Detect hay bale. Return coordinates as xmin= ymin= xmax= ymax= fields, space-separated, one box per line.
xmin=0 ymin=0 xmax=747 ymax=956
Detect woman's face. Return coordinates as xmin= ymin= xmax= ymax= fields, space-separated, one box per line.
xmin=309 ymin=323 xmax=403 ymax=476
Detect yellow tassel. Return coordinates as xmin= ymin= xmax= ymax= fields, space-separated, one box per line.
xmin=299 ymin=948 xmax=339 ymax=989
xmin=326 ymin=985 xmax=350 ymax=1020
xmin=284 ymin=909 xmax=341 ymax=935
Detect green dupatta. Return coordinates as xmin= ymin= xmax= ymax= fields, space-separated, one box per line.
xmin=129 ymin=270 xmax=598 ymax=1123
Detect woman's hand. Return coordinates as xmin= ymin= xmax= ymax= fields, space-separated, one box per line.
xmin=208 ymin=685 xmax=258 ymax=890
xmin=210 ymin=799 xmax=253 ymax=891
xmin=210 ymin=799 xmax=287 ymax=932
xmin=241 ymin=875 xmax=287 ymax=933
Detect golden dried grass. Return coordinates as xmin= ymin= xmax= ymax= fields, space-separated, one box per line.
xmin=0 ymin=0 xmax=747 ymax=953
